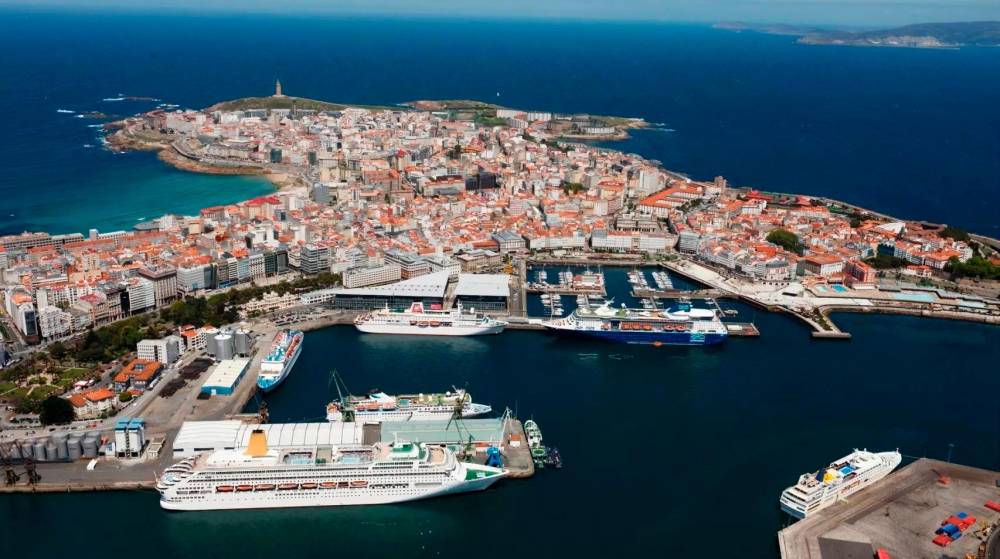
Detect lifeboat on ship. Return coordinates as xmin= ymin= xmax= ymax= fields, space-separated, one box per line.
xmin=216 ymin=485 xmax=235 ymax=493
xmin=278 ymin=483 xmax=299 ymax=490
xmin=349 ymin=480 xmax=369 ymax=489
xmin=429 ymin=321 xmax=441 ymax=327
xmin=417 ymin=322 xmax=429 ymax=328
xmin=255 ymin=484 xmax=276 ymax=491
xmin=236 ymin=484 xmax=253 ymax=492
xmin=300 ymin=482 xmax=318 ymax=490
xmin=319 ymin=481 xmax=338 ymax=489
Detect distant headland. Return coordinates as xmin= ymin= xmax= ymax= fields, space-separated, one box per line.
xmin=715 ymin=20 xmax=1000 ymax=49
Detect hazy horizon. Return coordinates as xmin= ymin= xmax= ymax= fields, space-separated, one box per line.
xmin=4 ymin=0 xmax=1000 ymax=27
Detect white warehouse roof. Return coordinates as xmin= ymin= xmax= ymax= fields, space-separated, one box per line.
xmin=201 ymin=358 xmax=249 ymax=390
xmin=173 ymin=420 xmax=365 ymax=457
xmin=455 ymin=273 xmax=511 ymax=298
xmin=305 ymin=270 xmax=451 ymax=300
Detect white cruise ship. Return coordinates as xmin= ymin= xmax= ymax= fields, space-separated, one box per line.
xmin=257 ymin=330 xmax=303 ymax=393
xmin=156 ymin=430 xmax=506 ymax=511
xmin=354 ymin=302 xmax=507 ymax=336
xmin=779 ymin=449 xmax=902 ymax=519
xmin=326 ymin=388 xmax=491 ymax=423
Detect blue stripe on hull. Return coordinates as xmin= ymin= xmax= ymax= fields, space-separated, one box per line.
xmin=549 ymin=328 xmax=727 ymax=346
xmin=256 ymin=374 xmax=287 ymax=393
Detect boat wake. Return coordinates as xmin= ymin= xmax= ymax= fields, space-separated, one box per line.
xmin=608 ymin=354 xmax=634 ymax=361
xmin=56 ymin=109 xmax=76 ymax=114
xmin=102 ymin=97 xmax=125 ymax=102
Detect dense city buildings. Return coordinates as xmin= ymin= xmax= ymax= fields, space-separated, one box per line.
xmin=0 ymin=92 xmax=988 ymax=345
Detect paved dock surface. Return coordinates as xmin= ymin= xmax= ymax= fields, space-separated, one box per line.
xmin=778 ymin=458 xmax=1000 ymax=559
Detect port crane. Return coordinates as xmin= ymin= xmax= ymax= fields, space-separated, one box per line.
xmin=0 ymin=440 xmax=41 ymax=486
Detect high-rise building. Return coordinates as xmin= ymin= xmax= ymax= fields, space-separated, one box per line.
xmin=299 ymin=244 xmax=331 ymax=275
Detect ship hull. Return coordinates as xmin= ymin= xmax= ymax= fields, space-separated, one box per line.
xmin=543 ymin=325 xmax=727 ymax=346
xmin=257 ymin=333 xmax=303 ymax=393
xmin=333 ymin=407 xmax=492 ymax=423
xmin=160 ymin=472 xmax=504 ymax=511
xmin=355 ymin=324 xmax=505 ymax=336
xmin=779 ymin=451 xmax=902 ymax=519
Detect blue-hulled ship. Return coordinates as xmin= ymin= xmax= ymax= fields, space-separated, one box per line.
xmin=256 ymin=329 xmax=304 ymax=392
xmin=541 ymin=302 xmax=728 ymax=346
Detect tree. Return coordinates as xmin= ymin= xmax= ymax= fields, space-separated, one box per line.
xmin=48 ymin=341 xmax=68 ymax=360
xmin=39 ymin=396 xmax=75 ymax=425
xmin=119 ymin=391 xmax=134 ymax=403
xmin=940 ymin=226 xmax=970 ymax=243
xmin=766 ymin=229 xmax=801 ymax=253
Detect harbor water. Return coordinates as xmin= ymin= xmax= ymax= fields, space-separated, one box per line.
xmin=5 ymin=311 xmax=999 ymax=557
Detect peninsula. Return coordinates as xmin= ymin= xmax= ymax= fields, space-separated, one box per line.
xmin=2 ymin=81 xmax=999 ymax=416
xmin=716 ymin=20 xmax=1000 ymax=48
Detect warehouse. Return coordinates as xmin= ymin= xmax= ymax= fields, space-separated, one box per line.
xmin=453 ymin=273 xmax=510 ymax=312
xmin=299 ymin=270 xmax=450 ymax=310
xmin=171 ymin=418 xmax=507 ymax=457
xmin=200 ymin=358 xmax=250 ymax=396
xmin=172 ymin=420 xmax=364 ymax=457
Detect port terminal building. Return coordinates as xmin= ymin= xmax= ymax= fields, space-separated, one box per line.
xmin=453 ymin=274 xmax=511 ymax=312
xmin=300 ymin=271 xmax=510 ymax=312
xmin=172 ymin=418 xmax=506 ymax=458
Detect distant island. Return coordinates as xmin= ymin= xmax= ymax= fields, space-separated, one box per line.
xmin=715 ymin=21 xmax=1000 ymax=48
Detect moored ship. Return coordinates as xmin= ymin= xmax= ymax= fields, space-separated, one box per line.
xmin=779 ymin=449 xmax=902 ymax=519
xmin=256 ymin=330 xmax=303 ymax=392
xmin=541 ymin=301 xmax=728 ymax=346
xmin=326 ymin=388 xmax=492 ymax=423
xmin=156 ymin=430 xmax=506 ymax=511
xmin=354 ymin=302 xmax=507 ymax=336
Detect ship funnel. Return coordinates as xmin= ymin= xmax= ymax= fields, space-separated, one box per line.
xmin=245 ymin=429 xmax=269 ymax=457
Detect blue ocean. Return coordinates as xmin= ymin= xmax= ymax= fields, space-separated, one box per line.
xmin=1 ymin=10 xmax=999 ymax=559
xmin=1 ymin=10 xmax=999 ymax=235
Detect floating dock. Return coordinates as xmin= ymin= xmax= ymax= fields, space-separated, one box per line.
xmin=778 ymin=458 xmax=1000 ymax=559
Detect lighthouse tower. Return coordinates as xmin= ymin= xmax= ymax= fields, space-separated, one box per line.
xmin=274 ymin=79 xmax=285 ymax=98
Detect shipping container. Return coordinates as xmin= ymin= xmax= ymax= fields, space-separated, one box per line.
xmin=932 ymin=534 xmax=951 ymax=547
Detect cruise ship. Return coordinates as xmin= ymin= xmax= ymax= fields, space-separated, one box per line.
xmin=779 ymin=449 xmax=902 ymax=519
xmin=256 ymin=330 xmax=304 ymax=392
xmin=354 ymin=302 xmax=507 ymax=336
xmin=326 ymin=388 xmax=491 ymax=423
xmin=156 ymin=430 xmax=506 ymax=511
xmin=541 ymin=301 xmax=728 ymax=345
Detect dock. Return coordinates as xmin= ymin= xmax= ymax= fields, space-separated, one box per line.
xmin=631 ymin=288 xmax=733 ymax=299
xmin=778 ymin=458 xmax=1000 ymax=559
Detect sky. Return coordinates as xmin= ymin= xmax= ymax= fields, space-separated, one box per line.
xmin=4 ymin=0 xmax=1000 ymax=27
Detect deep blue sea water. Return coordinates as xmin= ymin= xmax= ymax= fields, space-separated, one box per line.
xmin=1 ymin=10 xmax=999 ymax=558
xmin=1 ymin=10 xmax=999 ymax=235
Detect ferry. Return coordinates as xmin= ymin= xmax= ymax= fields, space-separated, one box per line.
xmin=779 ymin=449 xmax=902 ymax=519
xmin=156 ymin=430 xmax=506 ymax=511
xmin=354 ymin=302 xmax=507 ymax=336
xmin=541 ymin=301 xmax=728 ymax=346
xmin=326 ymin=388 xmax=491 ymax=423
xmin=256 ymin=330 xmax=304 ymax=392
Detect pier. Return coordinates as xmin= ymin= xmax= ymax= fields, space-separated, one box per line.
xmin=778 ymin=458 xmax=1000 ymax=559
xmin=631 ymin=288 xmax=732 ymax=299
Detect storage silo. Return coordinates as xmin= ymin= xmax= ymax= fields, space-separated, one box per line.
xmin=206 ymin=334 xmax=220 ymax=358
xmin=67 ymin=434 xmax=83 ymax=461
xmin=44 ymin=440 xmax=59 ymax=461
xmin=234 ymin=329 xmax=252 ymax=356
xmin=33 ymin=439 xmax=48 ymax=461
xmin=9 ymin=441 xmax=23 ymax=460
xmin=215 ymin=333 xmax=235 ymax=361
xmin=81 ymin=433 xmax=99 ymax=458
xmin=51 ymin=432 xmax=69 ymax=460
